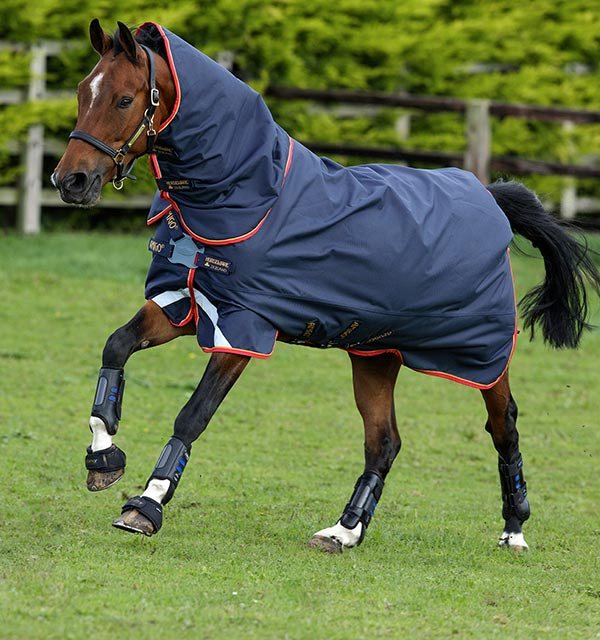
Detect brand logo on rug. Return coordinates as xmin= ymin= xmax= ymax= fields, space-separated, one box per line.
xmin=153 ymin=145 xmax=179 ymax=158
xmin=301 ymin=320 xmax=317 ymax=340
xmin=148 ymin=239 xmax=166 ymax=254
xmin=338 ymin=320 xmax=360 ymax=341
xmin=364 ymin=330 xmax=393 ymax=343
xmin=163 ymin=179 xmax=191 ymax=190
xmin=200 ymin=255 xmax=233 ymax=275
xmin=166 ymin=211 xmax=179 ymax=230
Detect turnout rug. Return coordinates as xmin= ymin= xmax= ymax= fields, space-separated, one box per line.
xmin=142 ymin=23 xmax=517 ymax=389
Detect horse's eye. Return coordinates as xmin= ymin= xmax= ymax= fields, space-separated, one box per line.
xmin=118 ymin=97 xmax=134 ymax=109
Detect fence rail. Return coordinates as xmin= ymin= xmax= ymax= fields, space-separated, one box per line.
xmin=266 ymin=86 xmax=600 ymax=123
xmin=2 ymin=42 xmax=600 ymax=232
xmin=301 ymin=142 xmax=600 ymax=179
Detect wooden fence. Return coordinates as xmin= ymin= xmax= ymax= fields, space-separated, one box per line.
xmin=2 ymin=42 xmax=600 ymax=233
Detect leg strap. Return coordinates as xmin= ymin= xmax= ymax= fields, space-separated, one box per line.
xmin=499 ymin=452 xmax=530 ymax=523
xmin=146 ymin=436 xmax=191 ymax=505
xmin=340 ymin=471 xmax=385 ymax=532
xmin=91 ymin=367 xmax=125 ymax=436
xmin=121 ymin=496 xmax=163 ymax=533
xmin=85 ymin=444 xmax=126 ymax=472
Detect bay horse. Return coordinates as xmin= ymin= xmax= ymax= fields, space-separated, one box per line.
xmin=52 ymin=20 xmax=600 ymax=553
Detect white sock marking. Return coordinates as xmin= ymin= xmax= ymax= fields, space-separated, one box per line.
xmin=90 ymin=416 xmax=112 ymax=451
xmin=498 ymin=530 xmax=529 ymax=550
xmin=142 ymin=479 xmax=170 ymax=504
xmin=313 ymin=520 xmax=363 ymax=548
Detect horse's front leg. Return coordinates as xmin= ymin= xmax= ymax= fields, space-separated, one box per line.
xmin=309 ymin=352 xmax=402 ymax=553
xmin=112 ymin=352 xmax=250 ymax=536
xmin=86 ymin=300 xmax=194 ymax=491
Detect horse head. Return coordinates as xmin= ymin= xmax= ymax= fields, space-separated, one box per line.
xmin=52 ymin=19 xmax=172 ymax=206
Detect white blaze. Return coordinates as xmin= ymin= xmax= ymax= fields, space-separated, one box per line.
xmin=88 ymin=71 xmax=104 ymax=110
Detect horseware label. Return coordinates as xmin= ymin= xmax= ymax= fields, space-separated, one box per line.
xmin=364 ymin=330 xmax=393 ymax=343
xmin=337 ymin=320 xmax=361 ymax=341
xmin=200 ymin=255 xmax=233 ymax=275
xmin=162 ymin=178 xmax=191 ymax=190
xmin=301 ymin=320 xmax=318 ymax=340
xmin=153 ymin=145 xmax=179 ymax=158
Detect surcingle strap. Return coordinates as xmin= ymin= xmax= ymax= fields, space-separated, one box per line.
xmin=498 ymin=452 xmax=530 ymax=523
xmin=146 ymin=436 xmax=191 ymax=504
xmin=340 ymin=471 xmax=385 ymax=535
xmin=148 ymin=233 xmax=205 ymax=269
xmin=91 ymin=367 xmax=125 ymax=436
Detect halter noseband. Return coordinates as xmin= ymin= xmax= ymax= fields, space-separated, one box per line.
xmin=69 ymin=44 xmax=160 ymax=190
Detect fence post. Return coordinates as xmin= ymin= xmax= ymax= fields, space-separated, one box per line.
xmin=560 ymin=120 xmax=577 ymax=219
xmin=464 ymin=99 xmax=491 ymax=184
xmin=17 ymin=44 xmax=46 ymax=234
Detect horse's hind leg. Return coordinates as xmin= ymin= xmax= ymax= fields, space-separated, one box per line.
xmin=308 ymin=352 xmax=401 ymax=553
xmin=481 ymin=370 xmax=530 ymax=550
xmin=86 ymin=300 xmax=193 ymax=491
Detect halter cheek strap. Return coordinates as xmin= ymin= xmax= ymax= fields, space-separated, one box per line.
xmin=68 ymin=44 xmax=160 ymax=190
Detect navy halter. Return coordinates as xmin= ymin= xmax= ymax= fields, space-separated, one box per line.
xmin=68 ymin=44 xmax=160 ymax=189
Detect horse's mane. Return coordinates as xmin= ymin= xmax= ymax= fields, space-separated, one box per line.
xmin=111 ymin=23 xmax=167 ymax=61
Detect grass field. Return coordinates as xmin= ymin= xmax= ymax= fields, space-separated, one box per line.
xmin=0 ymin=231 xmax=598 ymax=639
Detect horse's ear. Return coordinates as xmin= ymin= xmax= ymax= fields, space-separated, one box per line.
xmin=116 ymin=21 xmax=140 ymax=63
xmin=89 ymin=18 xmax=112 ymax=56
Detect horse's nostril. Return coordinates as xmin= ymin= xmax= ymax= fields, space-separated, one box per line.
xmin=63 ymin=171 xmax=90 ymax=193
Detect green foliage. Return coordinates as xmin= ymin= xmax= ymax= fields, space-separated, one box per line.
xmin=1 ymin=0 xmax=600 ymax=202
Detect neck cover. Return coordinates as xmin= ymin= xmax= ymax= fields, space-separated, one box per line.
xmin=141 ymin=23 xmax=290 ymax=243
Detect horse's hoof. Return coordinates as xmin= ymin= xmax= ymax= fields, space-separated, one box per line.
xmin=307 ymin=534 xmax=343 ymax=554
xmin=498 ymin=531 xmax=529 ymax=552
xmin=112 ymin=509 xmax=156 ymax=536
xmin=86 ymin=468 xmax=124 ymax=492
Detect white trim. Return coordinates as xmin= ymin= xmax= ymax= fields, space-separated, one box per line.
xmin=152 ymin=288 xmax=189 ymax=308
xmin=193 ymin=287 xmax=232 ymax=348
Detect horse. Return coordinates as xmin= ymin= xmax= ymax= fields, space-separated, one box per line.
xmin=52 ymin=19 xmax=600 ymax=553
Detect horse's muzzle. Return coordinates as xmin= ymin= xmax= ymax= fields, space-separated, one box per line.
xmin=52 ymin=170 xmax=102 ymax=207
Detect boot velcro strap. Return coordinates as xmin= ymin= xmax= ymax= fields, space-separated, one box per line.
xmin=91 ymin=367 xmax=125 ymax=436
xmin=499 ymin=453 xmax=527 ymax=499
xmin=498 ymin=453 xmax=530 ymax=522
xmin=340 ymin=471 xmax=385 ymax=530
xmin=85 ymin=445 xmax=126 ymax=472
xmin=121 ymin=496 xmax=163 ymax=533
xmin=498 ymin=454 xmax=523 ymax=479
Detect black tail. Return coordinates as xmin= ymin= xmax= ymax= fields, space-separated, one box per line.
xmin=488 ymin=180 xmax=600 ymax=349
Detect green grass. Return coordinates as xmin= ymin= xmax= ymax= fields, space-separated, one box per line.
xmin=0 ymin=231 xmax=598 ymax=640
